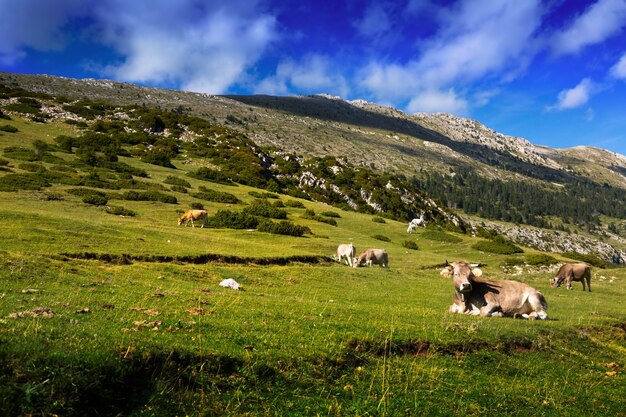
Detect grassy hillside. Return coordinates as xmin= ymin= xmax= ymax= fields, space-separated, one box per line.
xmin=0 ymin=100 xmax=625 ymax=415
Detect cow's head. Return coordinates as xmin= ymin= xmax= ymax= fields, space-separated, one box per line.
xmin=550 ymin=277 xmax=561 ymax=288
xmin=449 ymin=261 xmax=474 ymax=294
xmin=352 ymin=257 xmax=362 ymax=268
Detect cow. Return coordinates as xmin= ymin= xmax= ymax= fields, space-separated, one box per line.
xmin=407 ymin=216 xmax=426 ymax=233
xmin=336 ymin=243 xmax=356 ymax=267
xmin=447 ymin=261 xmax=548 ymax=319
xmin=178 ymin=209 xmax=208 ymax=228
xmin=353 ymin=249 xmax=388 ymax=268
xmin=550 ymin=262 xmax=591 ymax=291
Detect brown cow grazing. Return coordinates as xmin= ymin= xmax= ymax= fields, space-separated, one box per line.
xmin=353 ymin=249 xmax=388 ymax=268
xmin=447 ymin=261 xmax=548 ymax=319
xmin=550 ymin=262 xmax=591 ymax=291
xmin=178 ymin=209 xmax=208 ymax=228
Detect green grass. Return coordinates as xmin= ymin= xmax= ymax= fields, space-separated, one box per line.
xmin=0 ymin=115 xmax=624 ymax=416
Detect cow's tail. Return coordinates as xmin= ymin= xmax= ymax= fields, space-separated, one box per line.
xmin=533 ymin=291 xmax=549 ymax=320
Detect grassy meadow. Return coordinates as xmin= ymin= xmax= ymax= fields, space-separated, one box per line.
xmin=0 ymin=116 xmax=625 ymax=416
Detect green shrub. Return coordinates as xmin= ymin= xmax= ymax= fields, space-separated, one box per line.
xmin=3 ymin=146 xmax=38 ymax=161
xmin=285 ymin=200 xmax=305 ymax=208
xmin=67 ymin=188 xmax=107 ymax=198
xmin=82 ymin=194 xmax=108 ymax=206
xmin=248 ymin=191 xmax=279 ymax=199
xmin=421 ymin=230 xmax=463 ymax=244
xmin=372 ymin=234 xmax=391 ymax=242
xmin=244 ymin=200 xmax=288 ymax=219
xmin=472 ymin=236 xmax=523 ymax=255
xmin=18 ymin=162 xmax=46 ymax=173
xmin=190 ymin=202 xmax=205 ymax=210
xmin=524 ymin=253 xmax=559 ymax=266
xmin=372 ymin=216 xmax=386 ymax=224
xmin=122 ymin=190 xmax=177 ymax=204
xmin=301 ymin=208 xmax=337 ymax=226
xmin=104 ymin=205 xmax=136 ymax=216
xmin=257 ymin=219 xmax=308 ymax=236
xmin=141 ymin=150 xmax=175 ymax=168
xmin=0 ymin=173 xmax=49 ymax=191
xmin=164 ymin=176 xmax=191 ymax=188
xmin=402 ymin=240 xmax=419 ymax=250
xmin=206 ymin=209 xmax=259 ymax=229
xmin=190 ymin=187 xmax=240 ymax=204
xmin=320 ymin=211 xmax=341 ymax=218
xmin=188 ymin=167 xmax=232 ymax=185
xmin=170 ymin=185 xmax=188 ymax=193
xmin=0 ymin=124 xmax=18 ymax=133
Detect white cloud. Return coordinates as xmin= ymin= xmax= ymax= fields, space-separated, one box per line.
xmin=256 ymin=55 xmax=349 ymax=97
xmin=407 ymin=88 xmax=468 ymax=114
xmin=552 ymin=0 xmax=626 ymax=56
xmin=358 ymin=1 xmax=543 ymax=112
xmin=95 ymin=0 xmax=277 ymax=94
xmin=610 ymin=52 xmax=626 ymax=78
xmin=551 ymin=78 xmax=597 ymax=110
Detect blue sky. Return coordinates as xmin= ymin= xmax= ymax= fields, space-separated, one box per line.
xmin=1 ymin=0 xmax=626 ymax=156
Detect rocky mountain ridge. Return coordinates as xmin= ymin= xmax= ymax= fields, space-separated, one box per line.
xmin=1 ymin=72 xmax=624 ymax=262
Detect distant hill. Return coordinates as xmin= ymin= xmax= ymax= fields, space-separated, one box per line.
xmin=1 ymin=71 xmax=624 ymax=263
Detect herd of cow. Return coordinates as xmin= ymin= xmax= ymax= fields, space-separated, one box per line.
xmin=178 ymin=209 xmax=592 ymax=321
xmin=335 ymin=242 xmax=592 ymax=320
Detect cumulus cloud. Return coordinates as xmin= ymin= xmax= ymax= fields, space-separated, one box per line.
xmin=407 ymin=88 xmax=468 ymax=114
xmin=550 ymin=78 xmax=597 ymax=110
xmin=256 ymin=54 xmax=349 ymax=97
xmin=94 ymin=0 xmax=277 ymax=93
xmin=552 ymin=0 xmax=626 ymax=56
xmin=359 ymin=0 xmax=542 ymax=113
xmin=0 ymin=0 xmax=278 ymax=94
xmin=610 ymin=52 xmax=626 ymax=78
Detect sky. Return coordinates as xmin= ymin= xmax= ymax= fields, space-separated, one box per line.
xmin=1 ymin=0 xmax=626 ymax=156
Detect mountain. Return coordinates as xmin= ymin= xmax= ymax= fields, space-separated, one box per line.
xmin=1 ymin=72 xmax=625 ymax=262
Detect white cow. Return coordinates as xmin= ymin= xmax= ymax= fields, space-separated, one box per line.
xmin=336 ymin=243 xmax=356 ymax=267
xmin=408 ymin=216 xmax=426 ymax=233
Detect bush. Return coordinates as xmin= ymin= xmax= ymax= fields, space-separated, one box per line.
xmin=402 ymin=240 xmax=419 ymax=250
xmin=248 ymin=191 xmax=279 ymax=199
xmin=190 ymin=202 xmax=205 ymax=210
xmin=472 ymin=236 xmax=523 ymax=255
xmin=320 ymin=211 xmax=341 ymax=218
xmin=164 ymin=176 xmax=191 ymax=188
xmin=188 ymin=167 xmax=232 ymax=185
xmin=141 ymin=150 xmax=175 ymax=168
xmin=190 ymin=187 xmax=240 ymax=204
xmin=122 ymin=190 xmax=177 ymax=204
xmin=244 ymin=200 xmax=288 ymax=219
xmin=0 ymin=124 xmax=18 ymax=133
xmin=285 ymin=200 xmax=305 ymax=208
xmin=0 ymin=173 xmax=49 ymax=191
xmin=372 ymin=216 xmax=386 ymax=223
xmin=257 ymin=219 xmax=308 ymax=236
xmin=82 ymin=194 xmax=108 ymax=206
xmin=301 ymin=208 xmax=337 ymax=226
xmin=3 ymin=146 xmax=38 ymax=161
xmin=104 ymin=205 xmax=136 ymax=216
xmin=372 ymin=234 xmax=391 ymax=242
xmin=206 ymin=209 xmax=259 ymax=229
